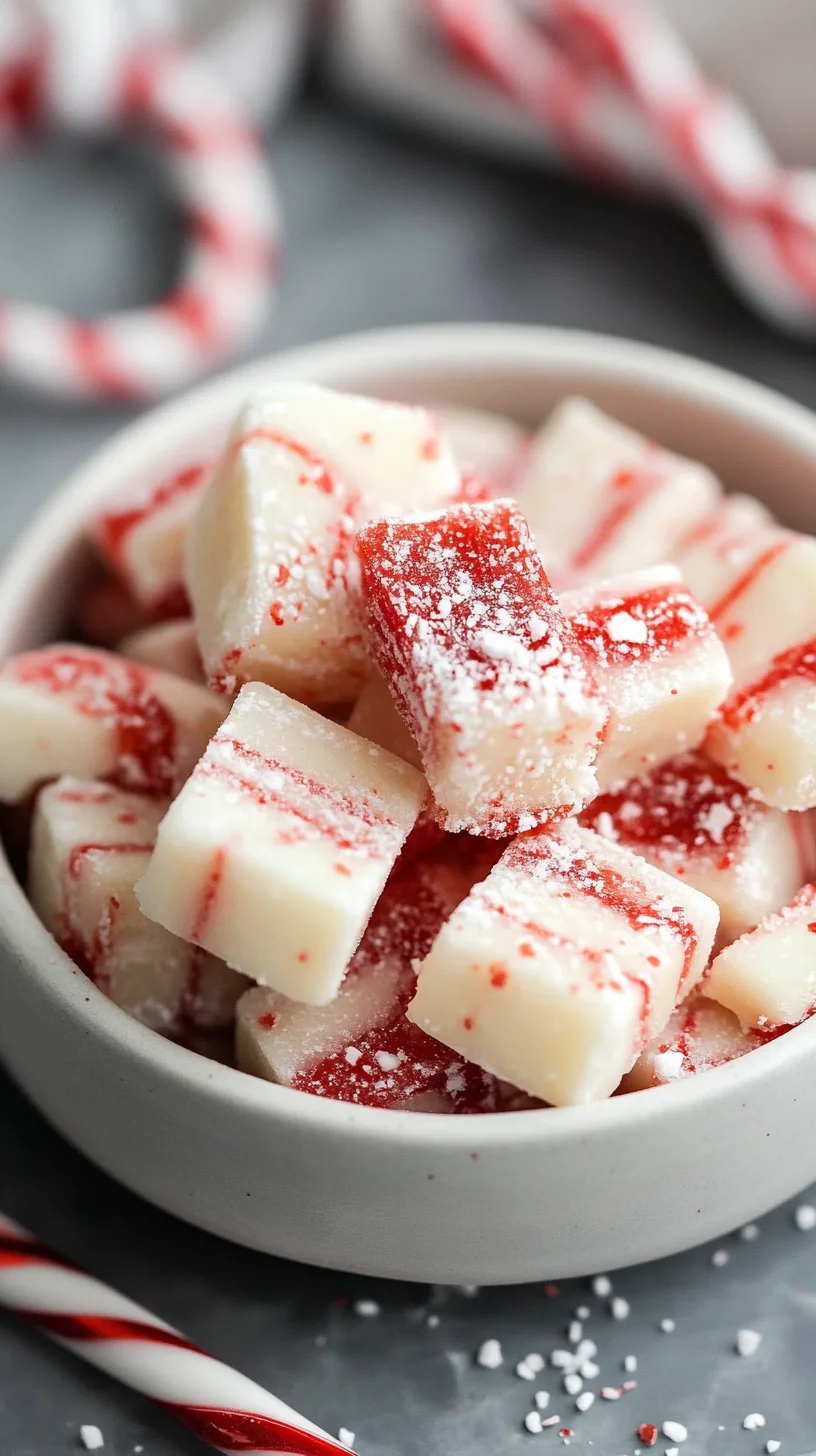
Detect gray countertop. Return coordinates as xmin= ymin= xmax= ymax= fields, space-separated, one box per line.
xmin=1 ymin=85 xmax=816 ymax=1456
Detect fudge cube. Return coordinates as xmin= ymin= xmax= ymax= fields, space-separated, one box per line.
xmin=0 ymin=645 xmax=227 ymax=803
xmin=407 ymin=821 xmax=720 ymax=1105
xmin=119 ymin=619 xmax=204 ymax=684
xmin=136 ymin=682 xmax=427 ymax=1003
xmin=563 ymin=566 xmax=732 ymax=790
xmin=434 ymin=404 xmax=529 ymax=498
xmin=621 ymin=996 xmax=764 ymax=1091
xmin=187 ymin=383 xmax=459 ymax=703
xmin=94 ymin=459 xmax=211 ymax=613
xmin=672 ymin=493 xmax=775 ymax=608
xmin=235 ymin=848 xmax=505 ymax=1109
xmin=700 ymin=532 xmax=816 ymax=807
xmin=706 ymin=885 xmax=816 ymax=1030
xmin=515 ymin=397 xmax=721 ymax=581
xmin=347 ymin=671 xmax=421 ymax=768
xmin=29 ymin=779 xmax=246 ymax=1033
xmin=357 ymin=500 xmax=607 ymax=835
xmin=582 ymin=752 xmax=816 ymax=946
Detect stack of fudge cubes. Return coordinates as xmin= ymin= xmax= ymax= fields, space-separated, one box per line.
xmin=4 ymin=383 xmax=816 ymax=1107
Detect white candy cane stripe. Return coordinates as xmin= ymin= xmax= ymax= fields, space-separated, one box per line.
xmin=0 ymin=26 xmax=278 ymax=400
xmin=425 ymin=0 xmax=816 ymax=333
xmin=0 ymin=1213 xmax=353 ymax=1455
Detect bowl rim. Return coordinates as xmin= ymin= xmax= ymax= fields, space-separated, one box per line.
xmin=3 ymin=319 xmax=816 ymax=1149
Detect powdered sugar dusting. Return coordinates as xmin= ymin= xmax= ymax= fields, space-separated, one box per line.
xmin=357 ymin=500 xmax=607 ymax=836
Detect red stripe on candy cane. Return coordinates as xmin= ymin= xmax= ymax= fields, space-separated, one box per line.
xmin=0 ymin=1215 xmax=355 ymax=1454
xmin=424 ymin=0 xmax=816 ymax=328
xmin=163 ymin=1405 xmax=355 ymax=1455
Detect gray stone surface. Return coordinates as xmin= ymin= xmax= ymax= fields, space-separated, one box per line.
xmin=1 ymin=87 xmax=816 ymax=1455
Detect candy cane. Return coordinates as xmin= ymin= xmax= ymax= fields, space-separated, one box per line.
xmin=0 ymin=1212 xmax=355 ymax=1455
xmin=0 ymin=4 xmax=280 ymax=401
xmin=424 ymin=0 xmax=816 ymax=333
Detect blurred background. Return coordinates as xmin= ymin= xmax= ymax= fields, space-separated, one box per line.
xmin=3 ymin=2 xmax=816 ymax=1453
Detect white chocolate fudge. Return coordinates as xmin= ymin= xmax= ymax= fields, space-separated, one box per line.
xmin=700 ymin=531 xmax=816 ymax=808
xmin=434 ymin=404 xmax=528 ymax=497
xmin=562 ymin=566 xmax=732 ymax=790
xmin=621 ymin=995 xmax=763 ymax=1091
xmin=29 ymin=779 xmax=246 ymax=1033
xmin=515 ymin=397 xmax=721 ymax=581
xmin=408 ymin=821 xmax=720 ymax=1104
xmin=235 ymin=847 xmax=506 ymax=1108
xmin=357 ymin=501 xmax=608 ymax=836
xmin=347 ymin=671 xmax=421 ymax=768
xmin=672 ymin=493 xmax=775 ymax=608
xmin=187 ymin=384 xmax=459 ymax=703
xmin=0 ymin=644 xmax=227 ymax=803
xmin=119 ymin=619 xmax=203 ymax=684
xmin=136 ymin=682 xmax=427 ymax=1003
xmin=582 ymin=751 xmax=816 ymax=946
xmin=94 ymin=460 xmax=211 ymax=612
xmin=706 ymin=885 xmax=816 ymax=1030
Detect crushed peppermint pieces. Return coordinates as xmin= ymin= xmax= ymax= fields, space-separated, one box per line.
xmin=541 ymin=1414 xmax=561 ymax=1428
xmin=591 ymin=1274 xmax=612 ymax=1298
xmin=711 ymin=1248 xmax=730 ymax=1267
xmin=794 ymin=1203 xmax=816 ymax=1231
xmin=79 ymin=1429 xmax=104 ymax=1452
xmin=638 ymin=1424 xmax=659 ymax=1447
xmin=338 ymin=1430 xmax=356 ymax=1450
xmin=736 ymin=1328 xmax=762 ymax=1357
xmin=743 ymin=1413 xmax=766 ymax=1431
xmin=353 ymin=1299 xmax=380 ymax=1318
xmin=600 ymin=1386 xmax=623 ymax=1401
xmin=659 ymin=1318 xmax=676 ymax=1333
xmin=476 ymin=1337 xmax=503 ymax=1369
xmin=610 ymin=1297 xmax=630 ymax=1320
xmin=662 ymin=1420 xmax=688 ymax=1443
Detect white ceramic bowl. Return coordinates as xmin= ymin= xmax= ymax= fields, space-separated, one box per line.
xmin=2 ymin=324 xmax=816 ymax=1286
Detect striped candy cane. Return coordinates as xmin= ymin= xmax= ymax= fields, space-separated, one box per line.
xmin=0 ymin=3 xmax=280 ymax=402
xmin=424 ymin=0 xmax=816 ymax=333
xmin=0 ymin=1212 xmax=355 ymax=1455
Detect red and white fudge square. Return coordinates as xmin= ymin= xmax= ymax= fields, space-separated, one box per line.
xmin=235 ymin=847 xmax=513 ymax=1110
xmin=580 ymin=751 xmax=815 ymax=946
xmin=136 ymin=682 xmax=428 ymax=1003
xmin=697 ymin=529 xmax=816 ymax=807
xmin=29 ymin=779 xmax=246 ymax=1033
xmin=706 ymin=885 xmax=816 ymax=1030
xmin=515 ymin=397 xmax=721 ymax=582
xmin=672 ymin=493 xmax=775 ymax=608
xmin=562 ymin=566 xmax=732 ymax=790
xmin=0 ymin=645 xmax=227 ymax=803
xmin=187 ymin=384 xmax=459 ymax=703
xmin=407 ymin=821 xmax=720 ymax=1105
xmin=94 ymin=459 xmax=212 ymax=613
xmin=357 ymin=500 xmax=608 ymax=836
xmin=621 ymin=995 xmax=765 ymax=1091
xmin=119 ymin=619 xmax=204 ymax=684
